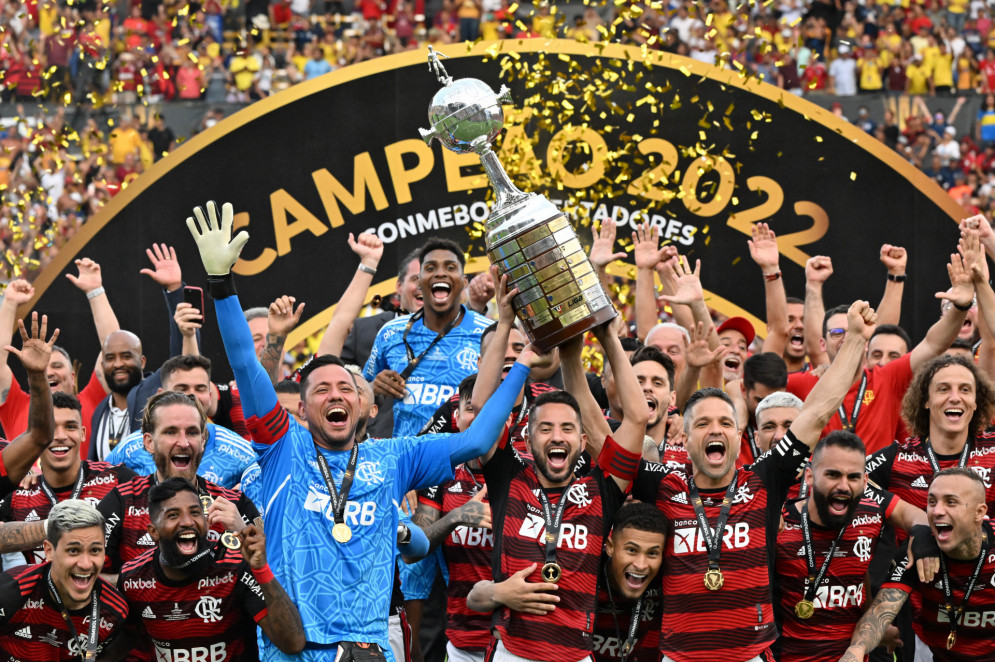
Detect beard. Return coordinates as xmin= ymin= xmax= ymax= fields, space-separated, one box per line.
xmin=812 ymin=488 xmax=861 ymax=528
xmin=159 ymin=530 xmax=214 ymax=574
xmin=532 ymin=445 xmax=582 ymax=485
xmin=107 ymin=365 xmax=143 ymax=395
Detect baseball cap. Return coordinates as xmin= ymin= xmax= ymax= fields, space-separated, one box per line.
xmin=717 ymin=317 xmax=756 ymax=346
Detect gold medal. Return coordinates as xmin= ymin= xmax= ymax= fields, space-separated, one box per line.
xmin=947 ymin=631 xmax=956 ymax=650
xmin=221 ymin=531 xmax=241 ymax=550
xmin=541 ymin=562 xmax=562 ymax=583
xmin=794 ymin=599 xmax=815 ymax=620
xmin=200 ymin=494 xmax=214 ymax=514
xmin=332 ymin=522 xmax=352 ymax=543
xmin=704 ymin=568 xmax=724 ymax=591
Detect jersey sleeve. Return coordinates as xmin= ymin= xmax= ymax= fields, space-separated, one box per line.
xmin=0 ymin=494 xmax=12 ymax=522
xmin=881 ymin=542 xmax=917 ymax=593
xmin=213 ymin=295 xmax=279 ymax=420
xmin=418 ymin=397 xmax=457 ymax=436
xmin=597 ymin=468 xmax=627 ymax=523
xmin=751 ymin=430 xmax=810 ymax=505
xmin=398 ymin=550 xmax=441 ymax=601
xmin=237 ymin=491 xmax=262 ymax=527
xmin=878 ymin=353 xmax=913 ymax=395
xmin=234 ymin=561 xmax=269 ymax=622
xmin=96 ymin=488 xmax=126 ymax=569
xmin=481 ymin=430 xmax=521 ymax=506
xmin=418 ymin=484 xmax=444 ymax=511
xmin=866 ymin=442 xmax=898 ymax=489
xmin=0 ymin=571 xmax=25 ymax=626
xmin=0 ymin=378 xmax=27 ymax=438
xmin=631 ymin=460 xmax=667 ymax=503
xmin=863 ymin=483 xmax=898 ymax=519
xmin=362 ymin=329 xmax=387 ymax=382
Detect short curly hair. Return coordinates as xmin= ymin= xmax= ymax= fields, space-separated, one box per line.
xmin=900 ymin=355 xmax=995 ymax=439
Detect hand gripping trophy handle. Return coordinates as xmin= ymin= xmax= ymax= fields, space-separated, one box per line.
xmin=419 ymin=48 xmax=617 ymax=353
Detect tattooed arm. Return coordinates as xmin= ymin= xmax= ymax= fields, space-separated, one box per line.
xmin=411 ymin=487 xmax=491 ymax=553
xmin=0 ymin=520 xmax=46 ymax=552
xmin=838 ymin=587 xmax=909 ymax=662
xmin=262 ymin=296 xmax=305 ymax=384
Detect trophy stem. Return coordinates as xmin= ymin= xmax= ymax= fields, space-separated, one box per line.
xmin=476 ymin=145 xmax=530 ymax=210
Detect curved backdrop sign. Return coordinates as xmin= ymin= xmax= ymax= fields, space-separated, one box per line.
xmin=23 ymin=41 xmax=963 ymax=378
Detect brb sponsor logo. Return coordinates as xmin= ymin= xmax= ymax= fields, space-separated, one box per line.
xmin=812 ymin=583 xmax=864 ymax=609
xmin=672 ymin=523 xmax=750 ymax=554
xmin=938 ymin=609 xmax=995 ymax=627
xmin=304 ymin=486 xmax=376 ymax=527
xmin=450 ymin=526 xmax=493 ymax=548
xmin=154 ymin=642 xmax=227 ymax=661
xmin=402 ymin=383 xmax=456 ymax=407
xmin=518 ymin=513 xmax=589 ymax=549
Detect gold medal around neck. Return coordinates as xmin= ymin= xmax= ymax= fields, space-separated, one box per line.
xmin=332 ymin=523 xmax=353 ymax=544
xmin=200 ymin=495 xmax=214 ymax=514
xmin=947 ymin=632 xmax=957 ymax=650
xmin=704 ymin=568 xmax=724 ymax=591
xmin=221 ymin=531 xmax=241 ymax=550
xmin=794 ymin=599 xmax=815 ymax=620
xmin=541 ymin=562 xmax=562 ymax=583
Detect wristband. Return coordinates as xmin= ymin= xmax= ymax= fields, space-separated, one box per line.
xmin=85 ymin=286 xmax=105 ymax=300
xmin=596 ymin=434 xmax=641 ymax=480
xmin=887 ymin=273 xmax=907 ymax=282
xmin=763 ymin=271 xmax=781 ymax=282
xmin=357 ymin=263 xmax=377 ymax=276
xmin=251 ymin=563 xmax=275 ymax=584
xmin=206 ymin=274 xmax=237 ymax=299
xmin=953 ymin=300 xmax=973 ymax=312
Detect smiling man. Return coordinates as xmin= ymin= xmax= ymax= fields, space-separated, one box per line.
xmin=365 ymin=237 xmax=492 ymax=438
xmin=0 ymin=500 xmax=129 ymax=661
xmin=96 ymin=391 xmax=260 ymax=577
xmin=0 ymin=393 xmax=136 ymax=566
xmin=633 ymin=300 xmax=877 ymax=662
xmin=112 ymin=477 xmax=304 ymax=661
xmin=839 ymin=468 xmax=995 ymax=662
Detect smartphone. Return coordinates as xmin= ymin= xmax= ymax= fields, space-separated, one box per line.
xmin=183 ymin=286 xmax=204 ymax=317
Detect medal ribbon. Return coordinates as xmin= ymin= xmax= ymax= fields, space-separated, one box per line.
xmin=745 ymin=427 xmax=760 ymax=461
xmin=799 ymin=505 xmax=851 ymax=604
xmin=39 ymin=466 xmax=86 ymax=507
xmin=535 ymin=480 xmax=575 ymax=570
xmin=602 ymin=566 xmax=643 ymax=662
xmin=837 ymin=373 xmax=867 ymax=432
xmin=400 ymin=307 xmax=464 ymax=381
xmin=924 ymin=438 xmax=973 ymax=475
xmin=315 ymin=444 xmax=359 ymax=526
xmin=46 ymin=566 xmax=100 ymax=661
xmin=687 ymin=471 xmax=738 ymax=573
xmin=938 ymin=533 xmax=989 ymax=649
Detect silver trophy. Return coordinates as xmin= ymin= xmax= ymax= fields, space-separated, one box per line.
xmin=420 ymin=48 xmax=617 ymax=352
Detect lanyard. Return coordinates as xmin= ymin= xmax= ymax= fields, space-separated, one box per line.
xmin=837 ymin=373 xmax=868 ymax=432
xmin=924 ymin=438 xmax=973 ymax=475
xmin=46 ymin=566 xmax=100 ymax=661
xmin=745 ymin=427 xmax=760 ymax=460
xmin=314 ymin=444 xmax=359 ymax=525
xmin=687 ymin=471 xmax=738 ymax=572
xmin=938 ymin=534 xmax=989 ymax=650
xmin=536 ymin=480 xmax=575 ymax=567
xmin=400 ymin=307 xmax=464 ymax=381
xmin=799 ymin=505 xmax=851 ymax=602
xmin=602 ymin=566 xmax=643 ymax=661
xmin=39 ymin=466 xmax=86 ymax=507
xmin=106 ymin=409 xmax=128 ymax=450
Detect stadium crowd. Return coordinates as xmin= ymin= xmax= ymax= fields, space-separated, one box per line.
xmin=0 ymin=187 xmax=992 ymax=661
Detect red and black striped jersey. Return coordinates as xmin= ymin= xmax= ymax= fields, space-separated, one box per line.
xmin=483 ymin=436 xmax=629 ymax=662
xmin=0 ymin=462 xmax=137 ymax=565
xmin=776 ymin=496 xmax=895 ymax=662
xmin=866 ymin=433 xmax=995 ymax=534
xmin=631 ymin=430 xmax=810 ymax=662
xmin=0 ymin=563 xmax=128 ymax=661
xmin=118 ymin=546 xmax=267 ymax=662
xmin=419 ymin=464 xmax=492 ymax=652
xmin=882 ymin=523 xmax=995 ymax=661
xmin=593 ymin=577 xmax=661 ymax=662
xmin=418 ymin=381 xmax=559 ymax=457
xmin=96 ymin=474 xmax=260 ymax=572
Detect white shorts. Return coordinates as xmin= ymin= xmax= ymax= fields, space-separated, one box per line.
xmin=446 ymin=641 xmax=486 ymax=662
xmin=492 ymin=640 xmax=592 ymax=662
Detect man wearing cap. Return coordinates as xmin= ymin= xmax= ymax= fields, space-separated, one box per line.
xmin=717 ymin=316 xmax=755 ymax=384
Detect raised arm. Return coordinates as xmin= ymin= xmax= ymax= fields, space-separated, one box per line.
xmin=803 ymin=256 xmax=832 ymax=368
xmin=559 ymin=333 xmax=612 ymax=457
xmin=909 ymin=247 xmax=976 ymax=373
xmin=316 ymin=232 xmax=384 ymax=357
xmin=633 ymin=223 xmax=667 ymax=341
xmin=876 ymin=244 xmax=907 ymax=326
xmin=749 ymin=223 xmax=788 ymax=356
xmin=790 ymin=300 xmax=875 ymax=448
xmin=1 ymin=313 xmax=58 ymax=489
xmin=262 ymin=295 xmax=305 ymax=383
xmin=470 ymin=268 xmax=518 ymax=413
xmin=588 ymin=218 xmax=626 ymax=291
xmin=239 ymin=523 xmax=306 ymax=655
xmin=657 ymin=255 xmax=716 ymax=348
xmin=66 ymin=258 xmax=120 ymax=344
xmin=185 ymin=201 xmax=277 ymax=419
xmin=138 ymin=244 xmax=193 ymax=357
xmin=173 ymin=303 xmax=202 ymax=356
xmin=838 ymin=588 xmax=909 ymax=662
xmin=0 ymin=280 xmax=34 ymax=404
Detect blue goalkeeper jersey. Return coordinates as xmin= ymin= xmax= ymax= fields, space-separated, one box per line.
xmin=212 ymin=293 xmax=525 ymax=661
xmin=363 ymin=307 xmax=491 ymax=437
xmin=104 ymin=422 xmax=256 ymax=489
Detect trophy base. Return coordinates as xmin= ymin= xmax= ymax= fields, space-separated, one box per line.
xmin=527 ymin=304 xmax=618 ymax=354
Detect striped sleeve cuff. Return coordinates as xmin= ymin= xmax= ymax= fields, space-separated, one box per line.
xmin=597 ymin=435 xmax=641 ymax=481
xmin=246 ymin=404 xmax=290 ymax=446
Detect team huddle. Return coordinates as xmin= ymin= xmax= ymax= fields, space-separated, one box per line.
xmin=0 ymin=200 xmax=991 ymax=662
